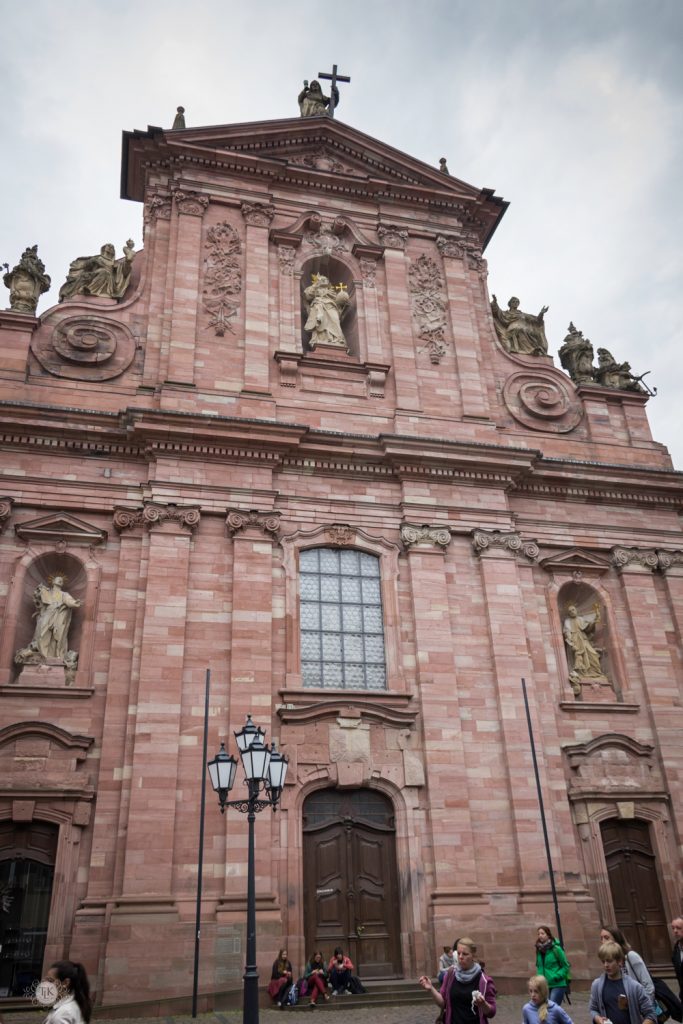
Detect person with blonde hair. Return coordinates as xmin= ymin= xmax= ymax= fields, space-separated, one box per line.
xmin=523 ymin=975 xmax=574 ymax=1024
xmin=589 ymin=941 xmax=656 ymax=1024
xmin=419 ymin=936 xmax=497 ymax=1024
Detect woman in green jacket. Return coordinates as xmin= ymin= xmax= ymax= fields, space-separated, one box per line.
xmin=535 ymin=926 xmax=571 ymax=1006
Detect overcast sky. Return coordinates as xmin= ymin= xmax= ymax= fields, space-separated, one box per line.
xmin=2 ymin=0 xmax=682 ymax=468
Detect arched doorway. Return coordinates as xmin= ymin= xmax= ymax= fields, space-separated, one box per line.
xmin=0 ymin=821 xmax=58 ymax=996
xmin=601 ymin=818 xmax=670 ymax=966
xmin=302 ymin=788 xmax=401 ymax=978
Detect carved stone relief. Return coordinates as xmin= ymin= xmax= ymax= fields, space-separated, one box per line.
xmin=0 ymin=498 xmax=13 ymax=534
xmin=303 ymin=225 xmax=348 ymax=257
xmin=32 ymin=316 xmax=137 ymax=381
xmin=502 ymin=371 xmax=583 ymax=433
xmin=174 ymin=191 xmax=209 ymax=217
xmin=611 ymin=547 xmax=659 ymax=572
xmin=113 ymin=504 xmax=200 ymax=533
xmin=278 ymin=246 xmax=296 ymax=276
xmin=240 ymin=202 xmax=275 ymax=228
xmin=289 ymin=148 xmax=347 ymax=174
xmin=472 ymin=530 xmax=540 ymax=561
xmin=564 ymin=735 xmax=661 ymax=796
xmin=226 ymin=509 xmax=280 ymax=537
xmin=377 ymin=225 xmax=407 ymax=250
xmin=408 ymin=254 xmax=449 ymax=364
xmin=436 ymin=234 xmax=487 ymax=274
xmin=359 ymin=259 xmax=377 ymax=289
xmin=401 ymin=524 xmax=451 ymax=550
xmin=202 ymin=222 xmax=242 ymax=337
xmin=325 ymin=525 xmax=356 ymax=546
xmin=144 ymin=194 xmax=172 ymax=222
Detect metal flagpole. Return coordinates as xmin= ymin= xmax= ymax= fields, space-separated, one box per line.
xmin=192 ymin=668 xmax=211 ymax=1017
xmin=521 ymin=676 xmax=564 ymax=947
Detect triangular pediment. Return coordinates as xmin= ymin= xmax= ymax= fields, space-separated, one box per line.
xmin=540 ymin=548 xmax=611 ymax=575
xmin=122 ymin=116 xmax=507 ymax=247
xmin=15 ymin=512 xmax=107 ymax=545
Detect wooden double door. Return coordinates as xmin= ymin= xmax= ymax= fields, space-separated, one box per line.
xmin=303 ymin=789 xmax=402 ymax=978
xmin=601 ymin=818 xmax=670 ymax=967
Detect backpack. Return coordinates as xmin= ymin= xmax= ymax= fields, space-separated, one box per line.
xmin=287 ymin=984 xmax=299 ymax=1006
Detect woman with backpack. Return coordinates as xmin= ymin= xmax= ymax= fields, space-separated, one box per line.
xmin=535 ymin=926 xmax=571 ymax=1006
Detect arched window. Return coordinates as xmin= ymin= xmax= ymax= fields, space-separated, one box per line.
xmin=300 ymin=547 xmax=386 ymax=690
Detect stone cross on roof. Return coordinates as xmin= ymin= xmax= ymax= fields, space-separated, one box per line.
xmin=317 ymin=63 xmax=351 ymax=118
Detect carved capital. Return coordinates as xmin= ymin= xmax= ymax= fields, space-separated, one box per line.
xmin=0 ymin=497 xmax=14 ymax=534
xmin=435 ymin=234 xmax=466 ymax=259
xmin=325 ymin=524 xmax=356 ymax=547
xmin=241 ymin=201 xmax=275 ymax=227
xmin=657 ymin=549 xmax=683 ymax=573
xmin=173 ymin=191 xmax=209 ymax=217
xmin=400 ymin=523 xmax=451 ymax=551
xmin=226 ymin=509 xmax=280 ymax=538
xmin=377 ymin=224 xmax=408 ymax=250
xmin=278 ymin=245 xmax=296 ymax=276
xmin=611 ymin=546 xmax=659 ymax=572
xmin=472 ymin=529 xmax=540 ymax=561
xmin=114 ymin=503 xmax=201 ymax=533
xmin=144 ymin=194 xmax=172 ymax=222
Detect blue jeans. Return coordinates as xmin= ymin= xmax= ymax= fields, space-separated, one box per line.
xmin=550 ymin=987 xmax=566 ymax=1005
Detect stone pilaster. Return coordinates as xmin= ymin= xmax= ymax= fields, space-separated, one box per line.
xmin=165 ymin=190 xmax=209 ymax=385
xmin=223 ymin=509 xmax=280 ymax=905
xmin=473 ymin=530 xmax=562 ymax=891
xmin=378 ymin=226 xmax=420 ymax=412
xmin=141 ymin=192 xmax=172 ymax=387
xmin=272 ymin=230 xmax=302 ymax=354
xmin=400 ymin=524 xmax=476 ymax=893
xmin=241 ymin=202 xmax=275 ymax=393
xmin=437 ymin=235 xmax=490 ymax=419
xmin=0 ymin=310 xmax=40 ymax=379
xmin=117 ymin=502 xmax=200 ymax=896
xmin=611 ymin=546 xmax=683 ymax=833
xmin=355 ymin=249 xmax=384 ymax=364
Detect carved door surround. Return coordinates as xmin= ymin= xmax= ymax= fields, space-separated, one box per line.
xmin=302 ymin=788 xmax=402 ymax=978
xmin=563 ymin=734 xmax=679 ymax=945
xmin=0 ymin=514 xmax=105 ymax=692
xmin=0 ymin=721 xmax=94 ymax=979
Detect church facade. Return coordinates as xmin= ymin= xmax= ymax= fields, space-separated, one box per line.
xmin=0 ymin=102 xmax=682 ymax=1008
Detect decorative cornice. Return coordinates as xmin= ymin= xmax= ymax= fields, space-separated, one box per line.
xmin=0 ymin=497 xmax=13 ymax=534
xmin=173 ymin=190 xmax=209 ymax=216
xmin=472 ymin=529 xmax=540 ymax=561
xmin=276 ymin=694 xmax=417 ymax=727
xmin=400 ymin=523 xmax=451 ymax=551
xmin=240 ymin=201 xmax=275 ymax=227
xmin=226 ymin=509 xmax=280 ymax=537
xmin=377 ymin=224 xmax=408 ymax=250
xmin=113 ymin=503 xmax=201 ymax=533
xmin=0 ymin=720 xmax=93 ymax=756
xmin=610 ymin=546 xmax=659 ymax=572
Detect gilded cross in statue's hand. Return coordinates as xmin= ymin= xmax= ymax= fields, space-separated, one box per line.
xmin=317 ymin=64 xmax=350 ymax=118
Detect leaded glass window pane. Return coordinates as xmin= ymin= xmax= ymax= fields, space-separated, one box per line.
xmin=299 ymin=546 xmax=387 ymax=690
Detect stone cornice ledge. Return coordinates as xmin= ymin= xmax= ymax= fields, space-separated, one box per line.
xmin=276 ymin=690 xmax=417 ymax=727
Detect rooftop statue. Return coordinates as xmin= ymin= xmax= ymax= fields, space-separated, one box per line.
xmin=298 ymin=79 xmax=339 ymax=118
xmin=595 ymin=347 xmax=646 ymax=392
xmin=172 ymin=105 xmax=186 ymax=129
xmin=559 ymin=322 xmax=595 ymax=384
xmin=3 ymin=244 xmax=51 ymax=315
xmin=439 ymin=157 xmax=450 ymax=174
xmin=491 ymin=294 xmax=549 ymax=356
xmin=303 ymin=274 xmax=350 ymax=350
xmin=59 ymin=240 xmax=135 ymax=302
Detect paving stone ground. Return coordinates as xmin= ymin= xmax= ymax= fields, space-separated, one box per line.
xmin=2 ymin=990 xmax=593 ymax=1024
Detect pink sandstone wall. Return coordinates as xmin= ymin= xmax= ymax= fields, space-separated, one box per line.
xmin=0 ymin=115 xmax=681 ymax=1008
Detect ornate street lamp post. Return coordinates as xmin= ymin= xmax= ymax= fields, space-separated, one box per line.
xmin=207 ymin=716 xmax=288 ymax=1024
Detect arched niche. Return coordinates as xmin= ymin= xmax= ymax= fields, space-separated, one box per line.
xmin=557 ymin=579 xmax=618 ymax=701
xmin=299 ymin=255 xmax=359 ymax=357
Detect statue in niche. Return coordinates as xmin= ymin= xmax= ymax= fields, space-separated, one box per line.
xmin=563 ymin=602 xmax=605 ymax=698
xmin=3 ymin=245 xmax=51 ymax=314
xmin=15 ymin=574 xmax=81 ymax=665
xmin=59 ymin=240 xmax=135 ymax=302
xmin=303 ymin=274 xmax=350 ymax=350
xmin=491 ymin=294 xmax=549 ymax=355
xmin=559 ymin=322 xmax=595 ymax=384
xmin=298 ymin=79 xmax=338 ymax=117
